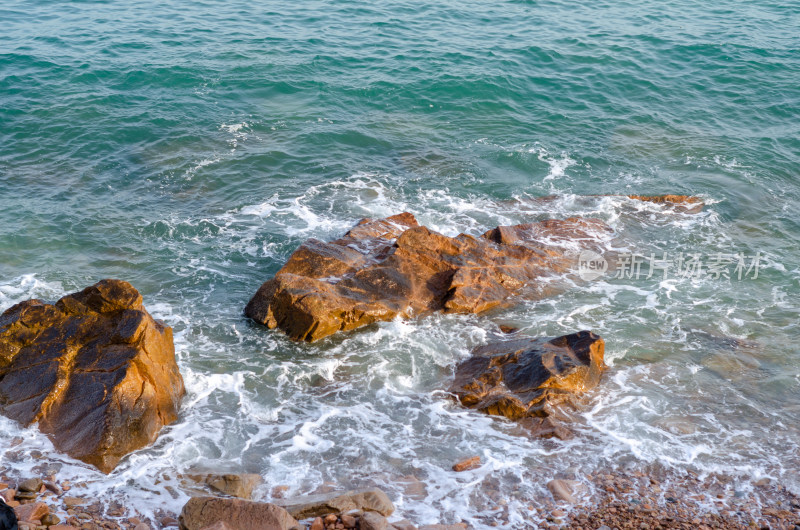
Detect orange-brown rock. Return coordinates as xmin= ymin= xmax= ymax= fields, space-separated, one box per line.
xmin=452 ymin=456 xmax=481 ymax=472
xmin=179 ymin=497 xmax=299 ymax=530
xmin=626 ymin=194 xmax=704 ymax=213
xmin=449 ymin=331 xmax=605 ymax=425
xmin=245 ymin=213 xmax=611 ymax=341
xmin=0 ymin=280 xmax=185 ymax=473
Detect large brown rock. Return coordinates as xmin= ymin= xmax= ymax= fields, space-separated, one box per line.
xmin=449 ymin=331 xmax=605 ymax=424
xmin=245 ymin=213 xmax=611 ymax=341
xmin=0 ymin=279 xmax=185 ymax=473
xmin=179 ymin=497 xmax=298 ymax=530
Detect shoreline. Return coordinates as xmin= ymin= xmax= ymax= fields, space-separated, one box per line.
xmin=3 ymin=465 xmax=799 ymax=530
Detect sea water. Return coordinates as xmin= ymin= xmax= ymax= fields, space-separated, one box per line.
xmin=1 ymin=0 xmax=799 ymax=527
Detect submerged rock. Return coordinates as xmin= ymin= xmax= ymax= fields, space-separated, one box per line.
xmin=626 ymin=194 xmax=704 ymax=213
xmin=182 ymin=473 xmax=263 ymax=500
xmin=546 ymin=479 xmax=587 ymax=504
xmin=518 ymin=194 xmax=705 ymax=214
xmin=245 ymin=213 xmax=611 ymax=341
xmin=449 ymin=331 xmax=605 ymax=425
xmin=275 ymin=488 xmax=394 ymax=519
xmin=0 ymin=280 xmax=185 ymax=473
xmin=179 ymin=497 xmax=298 ymax=530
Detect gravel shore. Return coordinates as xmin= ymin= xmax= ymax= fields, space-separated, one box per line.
xmin=2 ymin=464 xmax=799 ymax=529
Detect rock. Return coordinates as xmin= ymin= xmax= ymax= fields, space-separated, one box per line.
xmin=13 ymin=502 xmax=48 ymax=524
xmin=271 ymin=486 xmax=289 ymax=499
xmin=449 ymin=331 xmax=605 ymax=422
xmin=133 ymin=524 xmax=150 ymax=530
xmin=519 ymin=416 xmax=573 ymax=440
xmin=179 ymin=496 xmax=298 ymax=530
xmin=160 ymin=516 xmax=180 ymax=527
xmin=16 ymin=479 xmax=42 ymax=494
xmin=184 ymin=473 xmax=263 ymax=500
xmin=49 ymin=526 xmax=79 ymax=530
xmin=13 ymin=491 xmax=36 ymax=501
xmin=389 ymin=520 xmax=418 ymax=530
xmin=199 ymin=523 xmax=235 ymax=530
xmin=310 ymin=517 xmax=324 ymax=530
xmin=418 ymin=525 xmax=467 ymax=530
xmin=1 ymin=490 xmax=15 ymax=503
xmin=0 ymin=280 xmax=185 ymax=473
xmin=324 ymin=514 xmax=338 ymax=525
xmin=396 ymin=476 xmax=426 ymax=501
xmin=546 ymin=479 xmax=586 ymax=504
xmin=245 ymin=213 xmax=611 ymax=341
xmin=452 ymin=456 xmax=481 ymax=472
xmin=41 ymin=513 xmax=60 ymax=526
xmin=340 ymin=514 xmax=357 ymax=528
xmin=61 ymin=497 xmax=85 ymax=508
xmin=275 ymin=488 xmax=394 ymax=519
xmin=360 ymin=512 xmax=388 ymax=530
xmin=43 ymin=482 xmax=61 ymax=495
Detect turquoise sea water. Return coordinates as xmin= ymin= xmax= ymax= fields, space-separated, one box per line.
xmin=1 ymin=0 xmax=799 ymax=526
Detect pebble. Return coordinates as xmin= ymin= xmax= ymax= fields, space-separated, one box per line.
xmin=452 ymin=456 xmax=481 ymax=472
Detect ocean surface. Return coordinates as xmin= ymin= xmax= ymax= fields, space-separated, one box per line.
xmin=1 ymin=0 xmax=799 ymax=526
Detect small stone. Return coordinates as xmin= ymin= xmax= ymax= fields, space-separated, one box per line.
xmin=311 ymin=517 xmax=324 ymax=530
xmin=389 ymin=520 xmax=417 ymax=530
xmin=15 ymin=491 xmax=37 ymax=501
xmin=14 ymin=502 xmax=49 ymax=523
xmin=271 ymin=485 xmax=290 ymax=499
xmin=160 ymin=516 xmax=180 ymax=527
xmin=360 ymin=512 xmax=388 ymax=530
xmin=324 ymin=513 xmax=338 ymax=524
xmin=546 ymin=479 xmax=585 ymax=504
xmin=452 ymin=456 xmax=481 ymax=472
xmin=134 ymin=524 xmax=150 ymax=530
xmin=62 ymin=497 xmax=86 ymax=508
xmin=42 ymin=513 xmax=61 ymax=526
xmin=341 ymin=514 xmax=357 ymax=528
xmin=18 ymin=479 xmax=44 ymax=493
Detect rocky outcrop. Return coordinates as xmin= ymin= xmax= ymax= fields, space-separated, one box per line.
xmin=245 ymin=213 xmax=612 ymax=341
xmin=275 ymin=488 xmax=395 ymax=519
xmin=179 ymin=497 xmax=298 ymax=530
xmin=449 ymin=331 xmax=605 ymax=427
xmin=0 ymin=280 xmax=185 ymax=473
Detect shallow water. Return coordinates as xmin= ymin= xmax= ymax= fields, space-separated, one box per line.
xmin=1 ymin=0 xmax=799 ymax=527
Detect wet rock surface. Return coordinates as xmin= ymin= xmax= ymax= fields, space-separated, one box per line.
xmin=182 ymin=473 xmax=263 ymax=500
xmin=179 ymin=496 xmax=299 ymax=530
xmin=275 ymin=488 xmax=395 ymax=519
xmin=0 ymin=280 xmax=185 ymax=473
xmin=449 ymin=331 xmax=605 ymax=424
xmin=245 ymin=213 xmax=611 ymax=341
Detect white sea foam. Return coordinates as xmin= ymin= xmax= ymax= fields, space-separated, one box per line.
xmin=2 ymin=168 xmax=798 ymax=526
